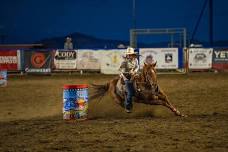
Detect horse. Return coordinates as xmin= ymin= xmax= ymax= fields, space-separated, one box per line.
xmin=91 ymin=62 xmax=185 ymax=117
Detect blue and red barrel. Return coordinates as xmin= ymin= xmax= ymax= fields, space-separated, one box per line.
xmin=63 ymin=84 xmax=88 ymax=120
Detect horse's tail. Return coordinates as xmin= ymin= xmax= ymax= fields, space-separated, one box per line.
xmin=90 ymin=83 xmax=110 ymax=100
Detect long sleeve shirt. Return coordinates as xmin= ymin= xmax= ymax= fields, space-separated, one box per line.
xmin=119 ymin=58 xmax=139 ymax=74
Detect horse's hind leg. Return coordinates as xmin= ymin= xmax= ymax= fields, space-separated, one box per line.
xmin=108 ymin=78 xmax=124 ymax=107
xmin=152 ymin=88 xmax=185 ymax=117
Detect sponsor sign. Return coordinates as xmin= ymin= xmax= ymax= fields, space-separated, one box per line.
xmin=139 ymin=48 xmax=179 ymax=69
xmin=212 ymin=48 xmax=228 ymax=70
xmin=0 ymin=70 xmax=7 ymax=87
xmin=24 ymin=50 xmax=52 ymax=73
xmin=100 ymin=49 xmax=125 ymax=74
xmin=188 ymin=48 xmax=213 ymax=69
xmin=54 ymin=50 xmax=77 ymax=69
xmin=0 ymin=50 xmax=20 ymax=70
xmin=77 ymin=50 xmax=100 ymax=70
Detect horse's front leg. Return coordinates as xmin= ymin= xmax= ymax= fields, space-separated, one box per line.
xmin=147 ymin=98 xmax=185 ymax=117
xmin=156 ymin=88 xmax=186 ymax=117
xmin=147 ymin=87 xmax=185 ymax=117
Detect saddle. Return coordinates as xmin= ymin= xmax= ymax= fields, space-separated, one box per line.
xmin=116 ymin=75 xmax=159 ymax=101
xmin=116 ymin=74 xmax=142 ymax=99
xmin=116 ymin=78 xmax=126 ymax=98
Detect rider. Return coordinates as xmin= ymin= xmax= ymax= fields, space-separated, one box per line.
xmin=119 ymin=47 xmax=139 ymax=113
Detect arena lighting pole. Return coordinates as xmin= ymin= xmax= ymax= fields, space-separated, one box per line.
xmin=190 ymin=0 xmax=208 ymax=44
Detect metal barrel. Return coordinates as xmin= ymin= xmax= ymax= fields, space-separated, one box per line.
xmin=63 ymin=84 xmax=88 ymax=120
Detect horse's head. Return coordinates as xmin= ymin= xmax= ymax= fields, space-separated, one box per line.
xmin=142 ymin=62 xmax=157 ymax=89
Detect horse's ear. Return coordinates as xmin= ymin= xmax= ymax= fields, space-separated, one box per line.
xmin=144 ymin=62 xmax=148 ymax=67
xmin=152 ymin=61 xmax=157 ymax=67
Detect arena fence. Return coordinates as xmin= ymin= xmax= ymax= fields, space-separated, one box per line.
xmin=0 ymin=48 xmax=227 ymax=74
xmin=186 ymin=48 xmax=228 ymax=72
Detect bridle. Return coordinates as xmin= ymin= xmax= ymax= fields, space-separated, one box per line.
xmin=144 ymin=67 xmax=158 ymax=94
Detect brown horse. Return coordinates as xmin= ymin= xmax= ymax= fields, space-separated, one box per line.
xmin=91 ymin=62 xmax=185 ymax=117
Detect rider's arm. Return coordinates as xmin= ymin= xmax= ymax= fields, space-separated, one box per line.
xmin=119 ymin=61 xmax=127 ymax=73
xmin=119 ymin=61 xmax=128 ymax=81
xmin=134 ymin=59 xmax=139 ymax=73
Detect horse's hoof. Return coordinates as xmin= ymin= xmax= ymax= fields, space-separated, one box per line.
xmin=182 ymin=114 xmax=188 ymax=117
xmin=175 ymin=111 xmax=187 ymax=117
xmin=175 ymin=110 xmax=181 ymax=116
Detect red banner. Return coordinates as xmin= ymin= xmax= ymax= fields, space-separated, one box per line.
xmin=0 ymin=50 xmax=19 ymax=70
xmin=212 ymin=63 xmax=228 ymax=70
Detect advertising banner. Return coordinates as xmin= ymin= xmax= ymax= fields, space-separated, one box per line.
xmin=24 ymin=50 xmax=52 ymax=74
xmin=0 ymin=70 xmax=7 ymax=87
xmin=54 ymin=50 xmax=77 ymax=69
xmin=188 ymin=48 xmax=213 ymax=69
xmin=0 ymin=50 xmax=20 ymax=71
xmin=139 ymin=48 xmax=179 ymax=69
xmin=212 ymin=48 xmax=228 ymax=70
xmin=100 ymin=49 xmax=125 ymax=74
xmin=77 ymin=50 xmax=100 ymax=70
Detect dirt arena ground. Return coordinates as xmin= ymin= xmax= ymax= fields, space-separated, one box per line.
xmin=0 ymin=73 xmax=228 ymax=152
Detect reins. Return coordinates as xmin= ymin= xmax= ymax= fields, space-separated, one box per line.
xmin=134 ymin=68 xmax=158 ymax=95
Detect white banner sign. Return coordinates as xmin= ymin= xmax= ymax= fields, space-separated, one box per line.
xmin=188 ymin=48 xmax=213 ymax=69
xmin=139 ymin=48 xmax=179 ymax=69
xmin=54 ymin=50 xmax=77 ymax=69
xmin=76 ymin=50 xmax=100 ymax=70
xmin=100 ymin=49 xmax=125 ymax=74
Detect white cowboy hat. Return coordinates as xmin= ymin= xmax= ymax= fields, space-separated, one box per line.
xmin=125 ymin=47 xmax=137 ymax=55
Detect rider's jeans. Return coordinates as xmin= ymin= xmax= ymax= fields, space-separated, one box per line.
xmin=125 ymin=80 xmax=135 ymax=110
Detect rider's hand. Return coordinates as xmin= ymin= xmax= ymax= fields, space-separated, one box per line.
xmin=130 ymin=69 xmax=136 ymax=75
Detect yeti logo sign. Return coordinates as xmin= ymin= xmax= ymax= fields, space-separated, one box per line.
xmin=213 ymin=49 xmax=228 ymax=62
xmin=54 ymin=50 xmax=77 ymax=69
xmin=212 ymin=48 xmax=228 ymax=70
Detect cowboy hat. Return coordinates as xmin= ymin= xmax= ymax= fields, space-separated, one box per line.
xmin=125 ymin=47 xmax=137 ymax=55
